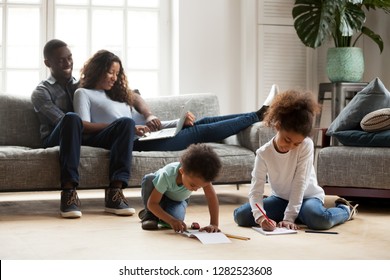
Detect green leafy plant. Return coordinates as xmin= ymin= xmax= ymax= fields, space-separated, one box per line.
xmin=292 ymin=0 xmax=390 ymax=53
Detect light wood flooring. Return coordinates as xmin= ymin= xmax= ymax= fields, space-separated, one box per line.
xmin=1 ymin=185 xmax=390 ymax=260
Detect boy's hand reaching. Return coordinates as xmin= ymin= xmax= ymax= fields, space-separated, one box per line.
xmin=200 ymin=224 xmax=220 ymax=233
xmin=171 ymin=219 xmax=187 ymax=233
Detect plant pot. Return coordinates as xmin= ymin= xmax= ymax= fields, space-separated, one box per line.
xmin=326 ymin=47 xmax=364 ymax=83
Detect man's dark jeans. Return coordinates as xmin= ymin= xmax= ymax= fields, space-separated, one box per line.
xmin=44 ymin=113 xmax=135 ymax=188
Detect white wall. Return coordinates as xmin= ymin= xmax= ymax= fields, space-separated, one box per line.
xmin=174 ymin=0 xmax=243 ymax=114
xmin=364 ymin=9 xmax=390 ymax=88
xmin=173 ymin=1 xmax=390 ymax=115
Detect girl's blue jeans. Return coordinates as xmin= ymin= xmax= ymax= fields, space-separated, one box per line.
xmin=141 ymin=174 xmax=188 ymax=221
xmin=233 ymin=195 xmax=350 ymax=230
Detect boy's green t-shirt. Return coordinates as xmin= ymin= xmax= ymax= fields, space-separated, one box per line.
xmin=152 ymin=162 xmax=192 ymax=201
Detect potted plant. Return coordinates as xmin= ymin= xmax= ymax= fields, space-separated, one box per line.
xmin=292 ymin=0 xmax=390 ymax=82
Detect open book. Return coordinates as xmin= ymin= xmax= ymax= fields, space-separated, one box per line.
xmin=252 ymin=226 xmax=297 ymax=236
xmin=180 ymin=230 xmax=231 ymax=244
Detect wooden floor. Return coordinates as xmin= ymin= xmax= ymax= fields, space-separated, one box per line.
xmin=1 ymin=184 xmax=390 ymax=260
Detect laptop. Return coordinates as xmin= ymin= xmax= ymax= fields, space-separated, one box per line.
xmin=138 ymin=99 xmax=192 ymax=141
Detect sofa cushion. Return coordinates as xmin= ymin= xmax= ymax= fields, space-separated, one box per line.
xmin=0 ymin=93 xmax=220 ymax=150
xmin=327 ymin=77 xmax=390 ymax=135
xmin=80 ymin=144 xmax=256 ymax=189
xmin=130 ymin=143 xmax=255 ymax=186
xmin=0 ymin=146 xmax=61 ymax=191
xmin=317 ymin=146 xmax=390 ymax=189
xmin=0 ymin=143 xmax=255 ymax=191
xmin=0 ymin=95 xmax=42 ymax=148
xmin=360 ymin=108 xmax=390 ymax=132
xmin=0 ymin=93 xmax=271 ymax=192
xmin=146 ymin=93 xmax=220 ymax=121
xmin=331 ymin=129 xmax=390 ymax=147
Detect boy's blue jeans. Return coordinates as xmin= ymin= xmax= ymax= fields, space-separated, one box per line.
xmin=141 ymin=174 xmax=188 ymax=221
xmin=233 ymin=195 xmax=350 ymax=230
xmin=44 ymin=113 xmax=135 ymax=188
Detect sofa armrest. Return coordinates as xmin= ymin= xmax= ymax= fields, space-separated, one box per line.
xmin=236 ymin=122 xmax=275 ymax=152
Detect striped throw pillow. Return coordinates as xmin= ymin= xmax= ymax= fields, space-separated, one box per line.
xmin=361 ymin=108 xmax=390 ymax=132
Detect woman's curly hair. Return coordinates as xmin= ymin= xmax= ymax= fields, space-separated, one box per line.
xmin=79 ymin=50 xmax=134 ymax=106
xmin=263 ymin=89 xmax=321 ymax=137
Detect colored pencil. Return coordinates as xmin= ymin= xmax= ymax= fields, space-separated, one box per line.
xmin=305 ymin=230 xmax=338 ymax=234
xmin=255 ymin=203 xmax=272 ymax=224
xmin=225 ymin=233 xmax=250 ymax=241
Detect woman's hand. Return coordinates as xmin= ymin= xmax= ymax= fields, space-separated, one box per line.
xmin=278 ymin=220 xmax=300 ymax=230
xmin=135 ymin=125 xmax=150 ymax=137
xmin=200 ymin=224 xmax=220 ymax=233
xmin=257 ymin=216 xmax=277 ymax=231
xmin=184 ymin=112 xmax=196 ymax=127
xmin=145 ymin=115 xmax=162 ymax=131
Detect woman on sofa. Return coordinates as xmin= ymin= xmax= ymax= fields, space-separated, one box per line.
xmin=73 ymin=49 xmax=277 ymax=151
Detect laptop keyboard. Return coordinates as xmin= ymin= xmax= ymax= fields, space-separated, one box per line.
xmin=157 ymin=128 xmax=175 ymax=137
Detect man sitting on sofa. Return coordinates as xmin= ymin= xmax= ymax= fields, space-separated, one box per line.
xmin=31 ymin=39 xmax=161 ymax=218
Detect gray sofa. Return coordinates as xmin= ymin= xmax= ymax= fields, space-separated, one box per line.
xmin=316 ymin=77 xmax=390 ymax=199
xmin=0 ymin=93 xmax=275 ymax=192
xmin=317 ymin=144 xmax=390 ymax=199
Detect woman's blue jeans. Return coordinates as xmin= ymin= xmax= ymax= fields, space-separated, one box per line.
xmin=44 ymin=113 xmax=135 ymax=188
xmin=133 ymin=112 xmax=259 ymax=151
xmin=233 ymin=195 xmax=350 ymax=230
xmin=141 ymin=174 xmax=188 ymax=221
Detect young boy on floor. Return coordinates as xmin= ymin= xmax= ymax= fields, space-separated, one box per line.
xmin=139 ymin=143 xmax=222 ymax=232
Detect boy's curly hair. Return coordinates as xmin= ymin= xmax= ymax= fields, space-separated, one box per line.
xmin=180 ymin=143 xmax=222 ymax=182
xmin=263 ymin=89 xmax=320 ymax=137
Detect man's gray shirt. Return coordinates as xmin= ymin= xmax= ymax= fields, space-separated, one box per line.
xmin=31 ymin=75 xmax=79 ymax=140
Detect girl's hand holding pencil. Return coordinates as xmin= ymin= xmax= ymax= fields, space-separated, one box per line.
xmin=255 ymin=203 xmax=276 ymax=231
xmin=257 ymin=216 xmax=277 ymax=231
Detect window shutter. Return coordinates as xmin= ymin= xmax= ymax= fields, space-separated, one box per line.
xmin=257 ymin=0 xmax=315 ymax=107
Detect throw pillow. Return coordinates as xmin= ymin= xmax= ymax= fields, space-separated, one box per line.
xmin=332 ymin=130 xmax=390 ymax=147
xmin=360 ymin=108 xmax=390 ymax=132
xmin=326 ymin=77 xmax=390 ymax=135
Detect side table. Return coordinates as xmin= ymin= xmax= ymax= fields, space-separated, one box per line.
xmin=313 ymin=82 xmax=368 ymax=147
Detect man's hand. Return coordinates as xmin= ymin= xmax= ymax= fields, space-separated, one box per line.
xmin=135 ymin=125 xmax=150 ymax=137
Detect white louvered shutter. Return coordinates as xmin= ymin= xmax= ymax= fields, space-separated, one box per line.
xmin=257 ymin=0 xmax=315 ymax=106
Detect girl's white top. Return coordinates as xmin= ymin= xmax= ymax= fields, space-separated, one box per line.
xmin=249 ymin=136 xmax=325 ymax=223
